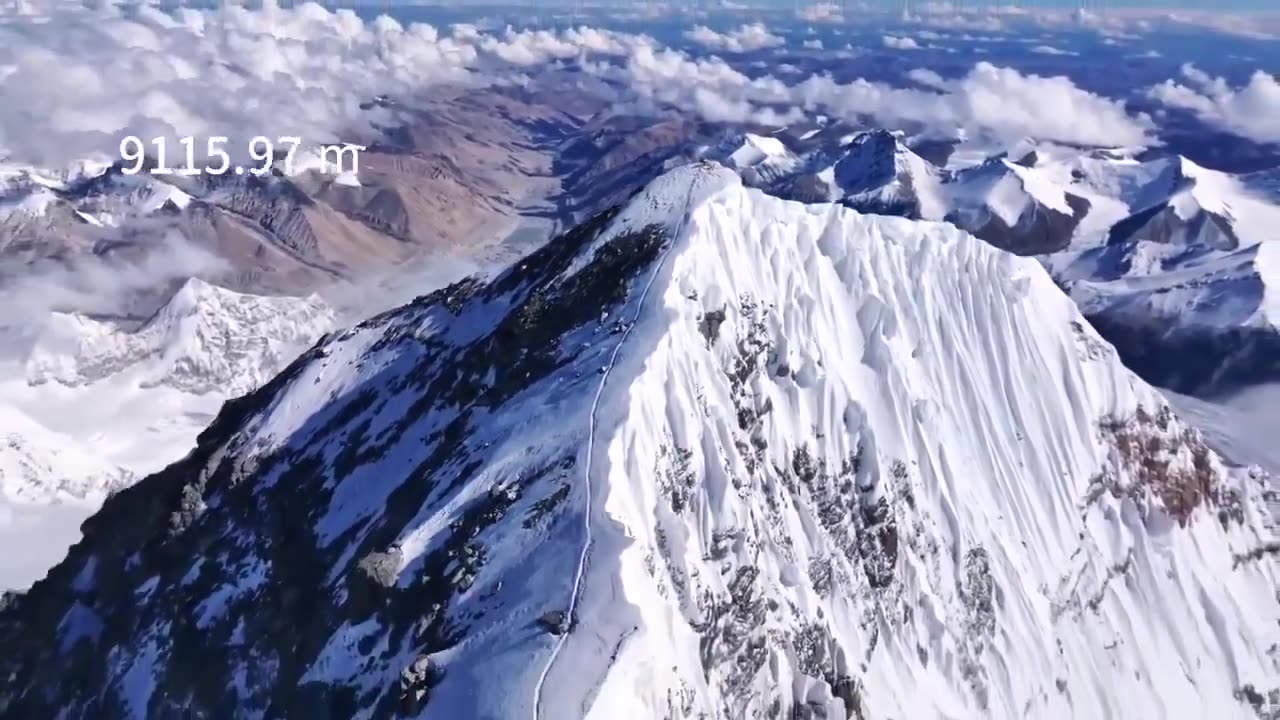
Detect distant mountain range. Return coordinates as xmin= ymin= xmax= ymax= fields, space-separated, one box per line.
xmin=699 ymin=129 xmax=1280 ymax=396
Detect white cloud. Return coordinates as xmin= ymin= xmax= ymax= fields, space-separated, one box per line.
xmin=1030 ymin=45 xmax=1076 ymax=56
xmin=0 ymin=3 xmax=653 ymax=171
xmin=796 ymin=3 xmax=842 ymax=24
xmin=909 ymin=9 xmax=1009 ymax=33
xmin=1147 ymin=64 xmax=1280 ymax=144
xmin=455 ymin=24 xmax=652 ymax=66
xmin=882 ymin=35 xmax=922 ymax=51
xmin=590 ymin=45 xmax=802 ymax=126
xmin=592 ymin=44 xmax=1150 ymax=147
xmin=0 ymin=3 xmax=1155 ymax=174
xmin=802 ymin=39 xmax=824 ymax=50
xmin=791 ymin=62 xmax=1149 ymax=146
xmin=906 ymin=68 xmax=948 ymax=91
xmin=683 ymin=23 xmax=784 ymax=53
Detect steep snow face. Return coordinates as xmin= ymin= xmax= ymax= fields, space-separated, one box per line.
xmin=25 ymin=278 xmax=335 ymax=396
xmin=1 ymin=165 xmax=1275 ymax=720
xmin=554 ymin=166 xmax=1279 ymax=720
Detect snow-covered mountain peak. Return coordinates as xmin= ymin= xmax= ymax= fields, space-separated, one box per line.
xmin=703 ymin=133 xmax=792 ymax=169
xmin=830 ymin=129 xmax=919 ymax=193
xmin=0 ymin=405 xmax=132 ymax=505
xmin=764 ymin=129 xmax=946 ymax=219
xmin=0 ymin=161 xmax=194 ymax=227
xmin=24 ymin=278 xmax=335 ymax=396
xmin=1 ymin=165 xmax=1276 ymax=719
xmin=699 ymin=133 xmax=800 ymax=187
xmin=0 ymin=405 xmax=136 ymax=591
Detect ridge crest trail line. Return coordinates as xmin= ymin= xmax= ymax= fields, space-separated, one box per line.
xmin=531 ymin=178 xmax=700 ymax=720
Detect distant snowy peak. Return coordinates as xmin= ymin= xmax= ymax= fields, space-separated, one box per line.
xmin=1108 ymin=156 xmax=1280 ymax=252
xmin=732 ymin=129 xmax=942 ymax=219
xmin=25 ymin=278 xmax=335 ymax=396
xmin=0 ymin=163 xmax=193 ymax=227
xmin=826 ymin=129 xmax=943 ymax=217
xmin=4 ymin=164 xmax=1275 ymax=720
xmin=715 ymin=130 xmax=1091 ymax=255
xmin=698 ymin=132 xmax=800 ymax=186
xmin=0 ymin=405 xmax=131 ymax=505
xmin=1062 ymin=156 xmax=1280 ymax=313
xmin=941 ymin=155 xmax=1092 ymax=255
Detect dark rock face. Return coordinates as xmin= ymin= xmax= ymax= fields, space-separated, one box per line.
xmin=774 ymin=172 xmax=836 ymax=205
xmin=537 ymin=610 xmax=568 ymax=635
xmin=1105 ymin=204 xmax=1239 ymax=260
xmin=831 ymin=130 xmax=902 ymax=199
xmin=906 ymin=138 xmax=956 ymax=168
xmin=0 ymin=207 xmax=672 ymax=719
xmin=770 ymin=130 xmax=928 ymax=218
xmin=948 ymin=192 xmax=1091 ymax=257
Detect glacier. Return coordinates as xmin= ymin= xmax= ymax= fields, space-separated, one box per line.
xmin=25 ymin=277 xmax=336 ymax=397
xmin=0 ymin=164 xmax=1275 ymax=719
xmin=0 ymin=279 xmax=335 ymax=589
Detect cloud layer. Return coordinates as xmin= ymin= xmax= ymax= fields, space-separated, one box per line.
xmin=683 ymin=23 xmax=783 ymax=53
xmin=0 ymin=3 xmax=1163 ymax=174
xmin=596 ymin=48 xmax=1151 ymax=147
xmin=1148 ymin=65 xmax=1280 ymax=144
xmin=0 ymin=3 xmax=650 ymax=171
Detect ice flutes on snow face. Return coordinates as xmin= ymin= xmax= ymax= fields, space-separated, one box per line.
xmin=1 ymin=164 xmax=1276 ymax=720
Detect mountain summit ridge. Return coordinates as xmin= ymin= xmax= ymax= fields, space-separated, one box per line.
xmin=1 ymin=164 xmax=1276 ymax=720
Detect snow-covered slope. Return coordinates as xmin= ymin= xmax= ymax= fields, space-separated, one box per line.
xmin=0 ymin=405 xmax=131 ymax=505
xmin=0 ymin=280 xmax=333 ymax=588
xmin=0 ymin=404 xmax=132 ymax=590
xmin=25 ymin=278 xmax=335 ymax=396
xmin=1047 ymin=155 xmax=1280 ymax=393
xmin=1 ymin=165 xmax=1276 ymax=719
xmin=1167 ymin=385 xmax=1280 ymax=538
xmin=699 ymin=132 xmax=800 ymax=186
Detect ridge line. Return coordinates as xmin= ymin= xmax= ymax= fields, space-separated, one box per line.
xmin=530 ymin=180 xmax=698 ymax=720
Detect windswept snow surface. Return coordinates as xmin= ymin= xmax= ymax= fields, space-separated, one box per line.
xmin=3 ymin=165 xmax=1275 ymax=719
xmin=540 ymin=165 xmax=1279 ymax=719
